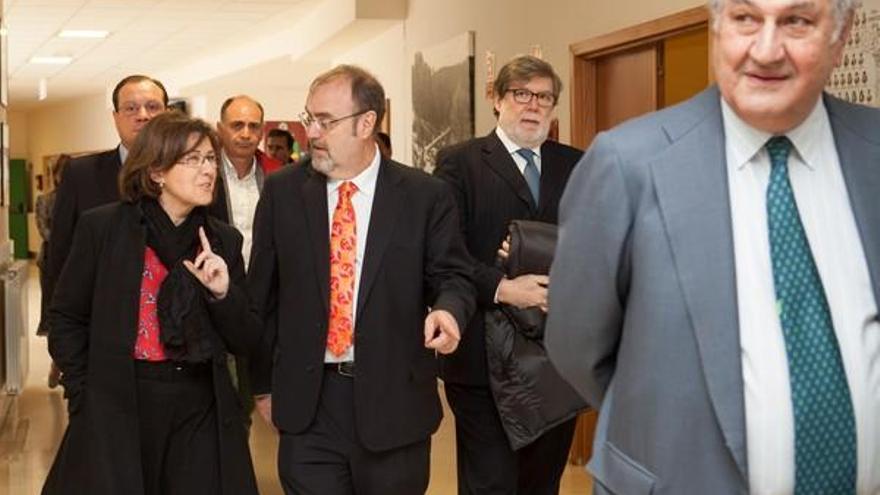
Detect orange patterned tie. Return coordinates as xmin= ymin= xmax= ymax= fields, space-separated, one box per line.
xmin=327 ymin=181 xmax=358 ymax=356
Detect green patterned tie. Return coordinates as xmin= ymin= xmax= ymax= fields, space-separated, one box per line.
xmin=765 ymin=136 xmax=856 ymax=495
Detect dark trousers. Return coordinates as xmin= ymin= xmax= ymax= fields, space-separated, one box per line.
xmin=445 ymin=383 xmax=577 ymax=495
xmin=135 ymin=361 xmax=220 ymax=495
xmin=278 ymin=370 xmax=431 ymax=495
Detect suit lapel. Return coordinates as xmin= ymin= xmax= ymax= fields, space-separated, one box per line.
xmin=483 ymin=133 xmax=536 ymax=211
xmin=828 ymin=99 xmax=880 ymax=304
xmin=650 ymin=89 xmax=747 ymax=480
xmin=303 ymin=172 xmax=330 ymax=314
xmin=356 ymin=160 xmax=402 ymax=319
xmin=118 ymin=205 xmax=148 ymax=352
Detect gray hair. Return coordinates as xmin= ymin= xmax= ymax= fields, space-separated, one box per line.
xmin=707 ymin=0 xmax=860 ymax=41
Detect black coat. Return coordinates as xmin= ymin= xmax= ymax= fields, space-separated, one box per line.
xmin=43 ymin=202 xmax=258 ymax=495
xmin=484 ymin=221 xmax=587 ymax=450
xmin=433 ymin=132 xmax=582 ymax=385
xmin=248 ymin=159 xmax=475 ymax=452
xmin=45 ymin=148 xmax=122 ymax=320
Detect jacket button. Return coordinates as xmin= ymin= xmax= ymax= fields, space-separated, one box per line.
xmin=306 ymin=365 xmax=315 ymax=373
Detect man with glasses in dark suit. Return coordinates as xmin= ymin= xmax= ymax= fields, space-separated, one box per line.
xmin=46 ymin=74 xmax=168 ymax=329
xmin=434 ymin=55 xmax=582 ymax=494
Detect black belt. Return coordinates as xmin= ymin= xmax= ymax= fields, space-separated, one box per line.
xmin=324 ymin=361 xmax=355 ymax=377
xmin=134 ymin=360 xmax=212 ymax=381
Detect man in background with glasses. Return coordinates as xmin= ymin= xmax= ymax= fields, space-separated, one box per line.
xmin=433 ymin=55 xmax=583 ymax=494
xmin=248 ymin=64 xmax=474 ymax=494
xmin=46 ymin=75 xmax=168 ymax=333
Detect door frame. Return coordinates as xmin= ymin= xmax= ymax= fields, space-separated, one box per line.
xmin=569 ymin=6 xmax=711 ymax=149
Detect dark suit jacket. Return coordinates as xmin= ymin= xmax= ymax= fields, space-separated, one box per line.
xmin=248 ymin=159 xmax=475 ymax=452
xmin=44 ymin=202 xmax=258 ymax=495
xmin=45 ymin=148 xmax=122 ymax=317
xmin=433 ymin=131 xmax=581 ymax=385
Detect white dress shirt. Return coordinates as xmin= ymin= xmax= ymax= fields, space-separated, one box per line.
xmin=221 ymin=153 xmax=261 ymax=268
xmin=323 ymin=145 xmax=381 ymax=363
xmin=723 ymin=98 xmax=880 ymax=495
xmin=119 ymin=143 xmax=129 ymax=165
xmin=495 ymin=126 xmax=542 ymax=174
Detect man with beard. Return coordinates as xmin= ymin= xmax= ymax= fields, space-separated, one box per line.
xmin=433 ymin=55 xmax=582 ymax=494
xmin=248 ymin=64 xmax=475 ymax=493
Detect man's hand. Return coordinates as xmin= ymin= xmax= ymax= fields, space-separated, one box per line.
xmin=497 ymin=274 xmax=549 ymax=312
xmin=424 ymin=309 xmax=461 ymax=354
xmin=255 ymin=394 xmax=273 ymax=427
xmin=497 ymin=235 xmax=511 ymax=261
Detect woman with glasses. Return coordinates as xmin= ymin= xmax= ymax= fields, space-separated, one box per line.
xmin=42 ymin=112 xmax=259 ymax=495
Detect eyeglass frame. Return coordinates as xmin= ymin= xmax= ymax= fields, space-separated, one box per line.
xmin=504 ymin=88 xmax=556 ymax=108
xmin=176 ymin=152 xmax=218 ymax=169
xmin=117 ymin=101 xmax=166 ymax=117
xmin=299 ymin=109 xmax=371 ymax=133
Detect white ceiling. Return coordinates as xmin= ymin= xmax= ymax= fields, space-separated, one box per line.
xmin=4 ymin=0 xmax=325 ymax=109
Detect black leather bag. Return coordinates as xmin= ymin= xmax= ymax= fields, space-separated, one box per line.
xmin=502 ymin=220 xmax=557 ymax=340
xmin=505 ymin=220 xmax=558 ymax=278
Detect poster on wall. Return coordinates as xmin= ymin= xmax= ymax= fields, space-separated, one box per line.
xmin=411 ymin=31 xmax=475 ymax=173
xmin=827 ymin=5 xmax=880 ymax=106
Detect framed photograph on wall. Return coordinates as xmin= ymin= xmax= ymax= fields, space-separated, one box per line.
xmin=827 ymin=4 xmax=880 ymax=106
xmin=411 ymin=31 xmax=475 ymax=173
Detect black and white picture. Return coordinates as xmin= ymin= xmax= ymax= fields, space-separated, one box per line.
xmin=411 ymin=32 xmax=475 ymax=172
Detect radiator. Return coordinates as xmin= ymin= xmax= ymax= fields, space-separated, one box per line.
xmin=3 ymin=261 xmax=29 ymax=394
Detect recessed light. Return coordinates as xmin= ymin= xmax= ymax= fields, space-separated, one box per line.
xmin=58 ymin=29 xmax=109 ymax=39
xmin=30 ymin=56 xmax=73 ymax=65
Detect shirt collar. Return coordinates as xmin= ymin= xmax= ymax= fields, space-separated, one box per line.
xmin=327 ymin=144 xmax=381 ymax=199
xmin=721 ymin=96 xmax=827 ymax=171
xmin=221 ymin=151 xmax=257 ymax=181
xmin=495 ymin=126 xmax=542 ymax=158
xmin=118 ymin=143 xmax=129 ymax=165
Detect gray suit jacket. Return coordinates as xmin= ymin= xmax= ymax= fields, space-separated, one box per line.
xmin=545 ymin=86 xmax=880 ymax=494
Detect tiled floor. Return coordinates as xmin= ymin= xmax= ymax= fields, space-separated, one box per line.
xmin=0 ymin=264 xmax=592 ymax=494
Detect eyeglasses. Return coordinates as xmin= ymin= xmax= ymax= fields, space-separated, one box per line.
xmin=506 ymin=88 xmax=556 ymax=108
xmin=299 ymin=109 xmax=369 ymax=133
xmin=177 ymin=152 xmax=218 ymax=169
xmin=118 ymin=101 xmax=165 ymax=117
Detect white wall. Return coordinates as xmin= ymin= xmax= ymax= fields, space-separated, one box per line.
xmin=8 ymin=111 xmax=28 ymax=159
xmin=332 ymin=23 xmax=407 ymax=161
xmin=21 ymin=93 xmax=118 ymax=172
xmin=17 ymin=0 xmax=708 ymax=167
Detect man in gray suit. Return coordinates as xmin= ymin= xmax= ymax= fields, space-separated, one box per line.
xmin=546 ymin=0 xmax=880 ymax=493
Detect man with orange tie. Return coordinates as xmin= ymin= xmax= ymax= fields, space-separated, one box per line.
xmin=248 ymin=65 xmax=475 ymax=494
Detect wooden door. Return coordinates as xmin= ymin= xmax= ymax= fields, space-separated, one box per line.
xmin=595 ymin=44 xmax=660 ymax=132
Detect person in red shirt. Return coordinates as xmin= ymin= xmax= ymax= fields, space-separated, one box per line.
xmin=44 ymin=112 xmax=258 ymax=495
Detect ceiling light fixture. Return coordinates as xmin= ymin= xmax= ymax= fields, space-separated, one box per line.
xmin=30 ymin=56 xmax=73 ymax=65
xmin=58 ymin=29 xmax=109 ymax=39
